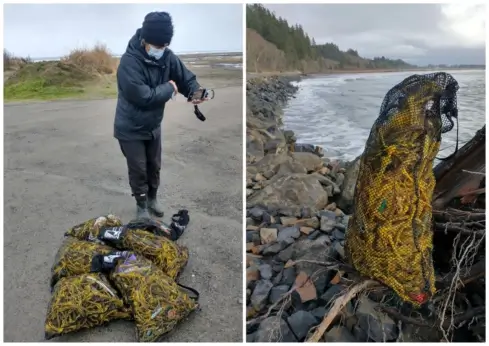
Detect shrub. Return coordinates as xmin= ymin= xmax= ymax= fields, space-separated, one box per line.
xmin=62 ymin=43 xmax=116 ymax=74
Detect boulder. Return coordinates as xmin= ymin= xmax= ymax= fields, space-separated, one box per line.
xmin=291 ymin=152 xmax=324 ymax=172
xmin=337 ymin=155 xmax=362 ymax=213
xmin=247 ymin=174 xmax=329 ymax=216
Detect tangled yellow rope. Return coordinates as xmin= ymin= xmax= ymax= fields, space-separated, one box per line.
xmin=45 ymin=273 xmax=131 ymax=339
xmin=345 ymin=82 xmax=443 ymax=306
xmin=110 ymin=254 xmax=198 ymax=342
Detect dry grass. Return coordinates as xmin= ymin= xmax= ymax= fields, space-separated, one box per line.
xmin=61 ymin=43 xmax=117 ymax=75
xmin=4 ymin=49 xmax=31 ymax=71
xmin=4 ymin=43 xmax=240 ymax=101
xmin=4 ymin=43 xmax=117 ymax=101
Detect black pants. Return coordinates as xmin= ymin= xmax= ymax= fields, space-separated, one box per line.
xmin=119 ymin=133 xmax=161 ymax=199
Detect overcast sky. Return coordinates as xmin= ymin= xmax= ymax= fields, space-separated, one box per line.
xmin=265 ymin=3 xmax=486 ymax=66
xmin=4 ymin=4 xmax=243 ymax=58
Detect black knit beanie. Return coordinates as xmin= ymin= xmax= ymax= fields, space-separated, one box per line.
xmin=141 ymin=12 xmax=174 ymax=47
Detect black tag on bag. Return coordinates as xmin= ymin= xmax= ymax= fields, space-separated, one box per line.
xmin=98 ymin=226 xmax=127 ymax=247
xmin=90 ymin=251 xmax=130 ymax=273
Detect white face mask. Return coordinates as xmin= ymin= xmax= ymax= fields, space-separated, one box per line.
xmin=147 ymin=45 xmax=166 ymax=60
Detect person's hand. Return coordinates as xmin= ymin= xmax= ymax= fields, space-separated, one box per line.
xmin=190 ymin=98 xmax=205 ymax=105
xmin=168 ymin=80 xmax=178 ymax=95
xmin=188 ymin=88 xmax=209 ymax=105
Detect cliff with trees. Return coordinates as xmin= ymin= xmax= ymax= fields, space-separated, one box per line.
xmin=246 ymin=4 xmax=414 ymax=73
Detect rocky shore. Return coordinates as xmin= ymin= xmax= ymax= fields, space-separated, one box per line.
xmin=245 ymin=76 xmax=486 ymax=343
xmin=245 ymin=76 xmax=395 ymax=342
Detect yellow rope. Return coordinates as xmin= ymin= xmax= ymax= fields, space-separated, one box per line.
xmin=345 ymin=83 xmax=442 ymax=306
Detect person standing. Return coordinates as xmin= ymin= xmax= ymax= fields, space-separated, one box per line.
xmin=114 ymin=11 xmax=206 ymax=219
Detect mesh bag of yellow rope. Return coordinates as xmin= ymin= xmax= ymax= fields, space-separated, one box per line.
xmin=65 ymin=214 xmax=123 ymax=242
xmin=345 ymin=72 xmax=459 ymax=307
xmin=50 ymin=237 xmax=115 ymax=287
xmin=91 ymin=251 xmax=200 ymax=342
xmin=66 ymin=216 xmax=189 ymax=279
xmin=45 ymin=272 xmax=131 ymax=340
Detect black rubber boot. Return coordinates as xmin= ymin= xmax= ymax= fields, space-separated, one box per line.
xmin=148 ymin=189 xmax=164 ymax=217
xmin=135 ymin=195 xmax=151 ymax=219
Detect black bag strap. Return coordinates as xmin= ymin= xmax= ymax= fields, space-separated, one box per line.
xmin=194 ymin=105 xmax=206 ymax=121
xmin=178 ymin=283 xmax=200 ymax=302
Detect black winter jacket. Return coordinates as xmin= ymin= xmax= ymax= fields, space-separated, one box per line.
xmin=114 ymin=29 xmax=201 ymax=140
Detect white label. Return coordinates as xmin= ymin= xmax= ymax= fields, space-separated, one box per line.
xmin=103 ymin=227 xmax=124 ymax=240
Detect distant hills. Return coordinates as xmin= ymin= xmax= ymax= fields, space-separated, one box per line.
xmin=246 ymin=4 xmax=414 ymax=73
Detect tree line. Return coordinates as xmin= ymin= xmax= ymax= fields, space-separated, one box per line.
xmin=246 ymin=4 xmax=414 ymax=72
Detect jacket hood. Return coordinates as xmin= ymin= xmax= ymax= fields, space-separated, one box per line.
xmin=125 ymin=28 xmax=168 ymax=66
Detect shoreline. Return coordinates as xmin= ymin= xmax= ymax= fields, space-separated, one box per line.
xmin=247 ymin=66 xmax=485 ymax=79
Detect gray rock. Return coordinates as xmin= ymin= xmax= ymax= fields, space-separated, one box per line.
xmin=312 ymin=173 xmax=341 ymax=194
xmin=246 ymin=217 xmax=256 ymax=225
xmin=319 ymin=210 xmax=337 ymax=233
xmin=253 ymin=153 xmax=289 ymax=174
xmin=308 ymin=230 xmax=321 ymax=240
xmin=274 ymin=159 xmax=308 ymax=179
xmin=289 ymin=236 xmax=337 ymax=277
xmin=282 ymin=237 xmax=296 ymax=247
xmin=333 ymin=241 xmax=345 ymax=259
xmin=287 ymin=310 xmax=318 ymax=341
xmin=246 ymin=332 xmax=257 ymax=342
xmin=325 ymin=326 xmax=357 ymax=342
xmin=262 ymin=242 xmax=285 ymax=256
xmin=337 ymin=155 xmax=362 ymax=213
xmin=255 ymin=316 xmax=297 ymax=342
xmin=280 ymin=267 xmax=296 ymax=287
xmin=310 ymin=306 xmax=328 ymax=321
xmin=324 ymin=185 xmax=334 ymax=197
xmin=272 ymin=261 xmax=284 ymax=272
xmin=321 ymin=285 xmax=345 ymax=306
xmin=277 ymin=245 xmax=294 ymax=262
xmin=247 ymin=173 xmax=329 ymax=217
xmin=291 ymin=152 xmax=323 ymax=172
xmin=264 ymin=138 xmax=287 ymax=155
xmin=355 ymin=296 xmax=398 ymax=342
xmin=269 ymin=285 xmax=290 ymax=304
xmin=278 ymin=226 xmax=301 ymax=241
xmin=335 ymin=222 xmax=346 ymax=232
xmin=313 ymin=274 xmax=329 ymax=296
xmin=250 ymin=280 xmax=273 ymax=310
xmin=246 ymin=231 xmax=257 ymax=242
xmin=332 ymin=228 xmax=345 ymax=241
xmin=300 ymin=206 xmax=313 ymax=219
xmin=247 ymin=132 xmax=265 ymax=162
xmin=335 ymin=172 xmax=345 ymax=188
xmin=249 ymin=206 xmax=265 ymax=221
xmin=353 ymin=323 xmax=370 ymax=341
xmin=272 ymin=271 xmax=283 ymax=286
xmin=251 ymin=232 xmax=261 ymax=245
xmin=246 ymin=189 xmax=254 ymax=197
xmin=293 ymin=143 xmax=315 ymax=155
xmin=259 ymin=264 xmax=273 ymax=280
xmin=262 ymin=212 xmax=273 ymax=224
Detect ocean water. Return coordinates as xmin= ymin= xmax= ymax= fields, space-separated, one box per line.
xmin=283 ymin=70 xmax=486 ymax=162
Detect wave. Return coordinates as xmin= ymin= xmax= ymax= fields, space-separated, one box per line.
xmin=284 ymin=70 xmax=486 ymax=162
